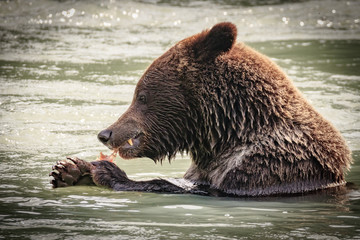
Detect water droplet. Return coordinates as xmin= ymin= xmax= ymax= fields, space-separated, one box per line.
xmin=282 ymin=17 xmax=289 ymax=24
xmin=317 ymin=19 xmax=324 ymax=26
xmin=132 ymin=13 xmax=138 ymax=19
xmin=62 ymin=8 xmax=76 ymax=18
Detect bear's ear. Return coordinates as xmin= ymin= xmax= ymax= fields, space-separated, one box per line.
xmin=191 ymin=22 xmax=237 ymax=62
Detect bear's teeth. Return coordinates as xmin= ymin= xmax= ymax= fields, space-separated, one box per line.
xmin=127 ymin=138 xmax=133 ymax=146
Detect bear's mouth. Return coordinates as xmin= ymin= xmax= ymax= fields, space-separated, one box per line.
xmin=116 ymin=132 xmax=144 ymax=159
xmin=122 ymin=132 xmax=142 ymax=149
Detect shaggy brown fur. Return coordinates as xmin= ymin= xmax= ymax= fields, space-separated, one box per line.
xmin=51 ymin=22 xmax=352 ymax=196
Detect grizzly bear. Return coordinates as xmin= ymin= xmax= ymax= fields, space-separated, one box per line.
xmin=50 ymin=22 xmax=352 ymax=196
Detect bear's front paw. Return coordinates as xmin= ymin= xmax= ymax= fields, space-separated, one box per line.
xmin=90 ymin=160 xmax=129 ymax=189
xmin=50 ymin=157 xmax=94 ymax=188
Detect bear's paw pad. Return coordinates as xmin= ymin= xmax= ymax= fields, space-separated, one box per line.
xmin=50 ymin=157 xmax=92 ymax=188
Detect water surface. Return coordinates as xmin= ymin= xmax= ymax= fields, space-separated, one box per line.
xmin=0 ymin=0 xmax=360 ymax=239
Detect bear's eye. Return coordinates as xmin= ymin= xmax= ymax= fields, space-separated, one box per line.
xmin=138 ymin=94 xmax=147 ymax=104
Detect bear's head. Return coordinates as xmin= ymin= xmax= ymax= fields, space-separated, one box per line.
xmin=97 ymin=22 xmax=237 ymax=163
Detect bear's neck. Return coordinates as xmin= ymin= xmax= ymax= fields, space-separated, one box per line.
xmin=186 ymin=71 xmax=280 ymax=170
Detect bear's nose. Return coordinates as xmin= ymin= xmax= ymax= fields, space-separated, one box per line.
xmin=97 ymin=129 xmax=112 ymax=144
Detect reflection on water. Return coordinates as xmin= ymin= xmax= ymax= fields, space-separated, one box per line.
xmin=0 ymin=0 xmax=360 ymax=239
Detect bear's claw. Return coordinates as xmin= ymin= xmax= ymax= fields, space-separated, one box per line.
xmin=50 ymin=157 xmax=93 ymax=188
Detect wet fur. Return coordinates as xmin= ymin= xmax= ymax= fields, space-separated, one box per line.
xmin=51 ymin=22 xmax=352 ymax=196
xmin=136 ymin=23 xmax=352 ymax=195
xmin=180 ymin=42 xmax=352 ymax=195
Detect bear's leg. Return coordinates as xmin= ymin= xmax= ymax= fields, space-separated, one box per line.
xmin=50 ymin=159 xmax=188 ymax=194
xmin=89 ymin=161 xmax=187 ymax=193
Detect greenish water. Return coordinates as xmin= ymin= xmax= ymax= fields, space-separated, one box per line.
xmin=1 ymin=0 xmax=360 ymax=239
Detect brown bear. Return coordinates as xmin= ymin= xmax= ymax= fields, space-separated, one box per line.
xmin=50 ymin=22 xmax=352 ymax=196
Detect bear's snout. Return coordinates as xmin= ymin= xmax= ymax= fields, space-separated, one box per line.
xmin=97 ymin=118 xmax=144 ymax=159
xmin=97 ymin=129 xmax=112 ymax=145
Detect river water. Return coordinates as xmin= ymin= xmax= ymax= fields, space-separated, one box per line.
xmin=0 ymin=0 xmax=360 ymax=239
